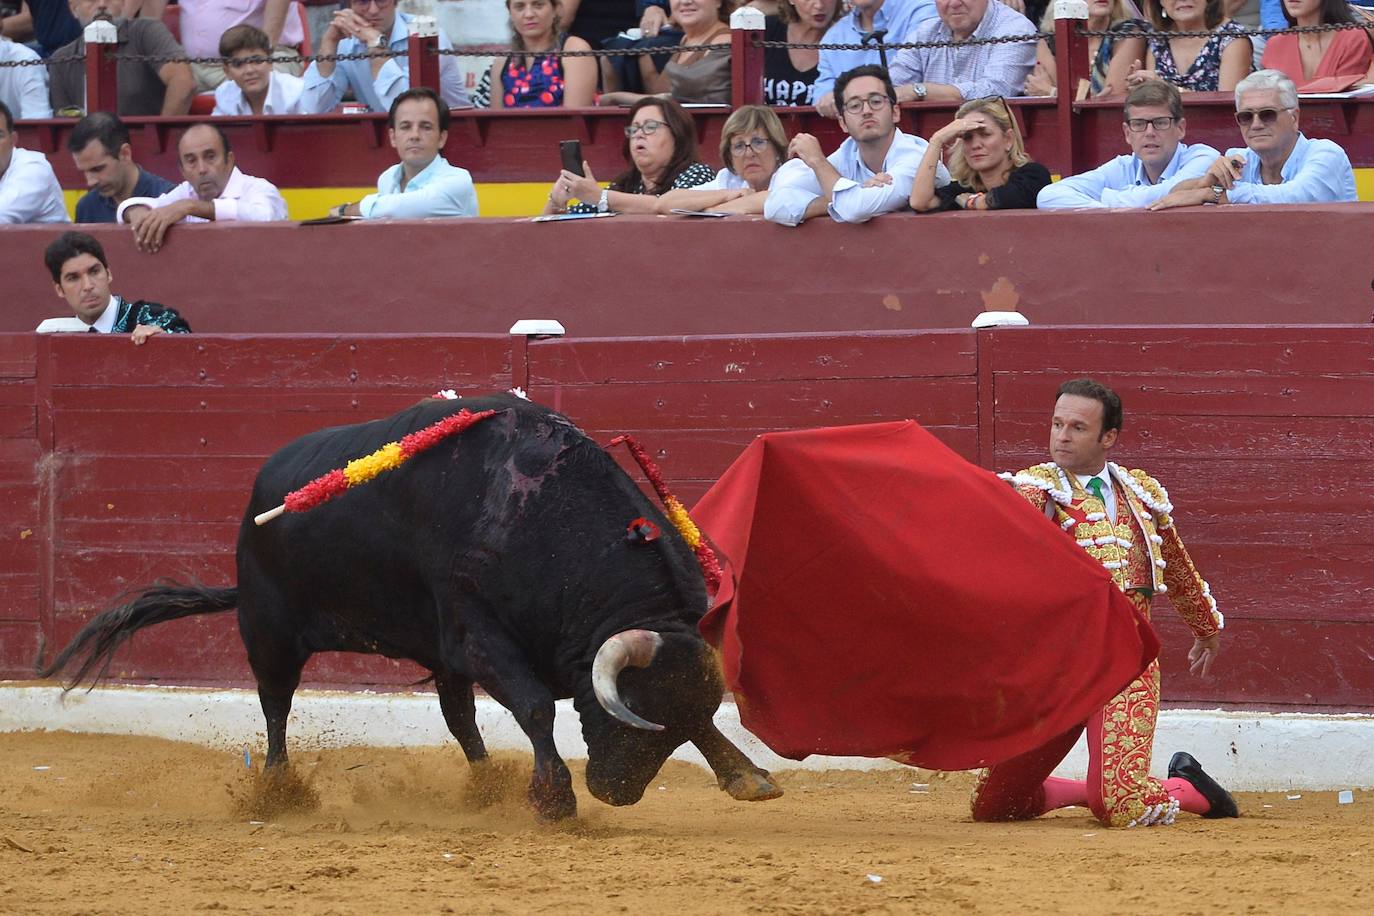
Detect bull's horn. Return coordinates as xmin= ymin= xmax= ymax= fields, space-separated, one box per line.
xmin=591 ymin=629 xmax=665 ymax=732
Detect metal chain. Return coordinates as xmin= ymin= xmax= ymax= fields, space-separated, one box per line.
xmin=1 ymin=20 xmax=1365 ymax=68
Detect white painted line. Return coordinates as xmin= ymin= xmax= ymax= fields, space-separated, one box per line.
xmin=2 ymin=683 xmax=1370 ymax=791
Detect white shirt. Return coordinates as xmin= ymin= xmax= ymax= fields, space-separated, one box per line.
xmin=1075 ymin=468 xmax=1117 ymax=523
xmin=91 ymin=295 xmax=119 ymax=333
xmin=1223 ymin=134 xmax=1358 ymax=204
xmin=212 ymin=71 xmax=306 ymax=116
xmin=696 ymin=168 xmax=750 ymax=192
xmin=0 ymin=147 xmax=70 ymax=224
xmin=116 ymin=166 xmax=288 ymax=223
xmin=764 ymin=128 xmax=949 ymax=226
xmin=359 ymin=156 xmax=478 ymax=219
xmin=0 ymin=38 xmax=52 ymax=119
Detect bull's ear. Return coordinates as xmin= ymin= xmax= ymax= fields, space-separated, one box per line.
xmin=591 ymin=630 xmax=665 ymax=732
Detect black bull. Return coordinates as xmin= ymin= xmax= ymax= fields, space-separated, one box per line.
xmin=39 ymin=394 xmax=781 ymax=820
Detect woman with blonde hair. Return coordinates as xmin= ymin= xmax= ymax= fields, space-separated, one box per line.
xmin=1023 ymin=0 xmax=1148 ymax=98
xmin=657 ymin=104 xmax=789 ymax=213
xmin=910 ymin=96 xmax=1050 ymax=212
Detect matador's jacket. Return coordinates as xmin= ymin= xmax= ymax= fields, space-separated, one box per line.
xmin=999 ymin=461 xmax=1223 ymax=827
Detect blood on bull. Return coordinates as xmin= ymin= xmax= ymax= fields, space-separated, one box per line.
xmin=37 ymin=392 xmax=781 ymax=820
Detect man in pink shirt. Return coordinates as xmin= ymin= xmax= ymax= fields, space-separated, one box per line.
xmin=178 ymin=0 xmax=306 ymax=91
xmin=116 ymin=123 xmax=288 ymax=253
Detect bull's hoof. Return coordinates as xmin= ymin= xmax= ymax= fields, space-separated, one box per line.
xmin=531 ymin=791 xmax=578 ymax=823
xmin=721 ymin=769 xmax=784 ymax=802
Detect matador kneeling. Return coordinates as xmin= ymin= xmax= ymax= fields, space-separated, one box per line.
xmin=972 ymin=378 xmax=1241 ymax=828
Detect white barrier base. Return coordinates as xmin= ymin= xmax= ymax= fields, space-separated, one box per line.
xmin=2 ymin=683 xmax=1370 ymax=792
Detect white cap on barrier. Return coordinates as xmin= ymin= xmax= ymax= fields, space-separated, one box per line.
xmin=971 ymin=311 xmax=1030 ymax=329
xmin=1054 ymin=0 xmax=1090 ymax=19
xmin=84 ymin=19 xmax=117 ymax=43
xmin=408 ymin=15 xmax=438 ymax=38
xmin=36 ymin=317 xmax=92 ymax=334
xmin=730 ymin=6 xmax=766 ymax=29
xmin=510 ymin=319 xmax=566 ymax=337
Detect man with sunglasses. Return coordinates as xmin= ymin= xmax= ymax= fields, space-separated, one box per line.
xmin=765 ymin=64 xmax=949 ymax=226
xmin=1149 ymin=69 xmax=1356 ymax=211
xmin=302 ymin=0 xmax=469 ymax=114
xmin=1038 ymin=81 xmax=1218 ymax=210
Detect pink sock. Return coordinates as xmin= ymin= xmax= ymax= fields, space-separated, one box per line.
xmin=1040 ymin=776 xmax=1089 ymax=813
xmin=1164 ymin=777 xmax=1211 ymax=815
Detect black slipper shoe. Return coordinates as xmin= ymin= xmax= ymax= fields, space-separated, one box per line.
xmin=1168 ymin=751 xmax=1240 ymax=819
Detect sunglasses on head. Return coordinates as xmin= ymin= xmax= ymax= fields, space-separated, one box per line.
xmin=1234 ymin=108 xmax=1289 ymax=128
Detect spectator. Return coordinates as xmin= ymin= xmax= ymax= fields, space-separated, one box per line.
xmin=5 ymin=0 xmax=81 ymax=58
xmin=177 ymin=0 xmax=307 ymax=92
xmin=489 ymin=0 xmax=596 ymax=109
xmin=41 ymin=230 xmax=189 ymax=342
xmin=814 ymin=0 xmax=937 ymax=117
xmin=764 ymin=64 xmax=950 ymax=225
xmin=1126 ymin=0 xmax=1251 ymax=93
xmin=330 ymin=87 xmax=478 ymax=219
xmin=761 ymin=0 xmax=842 ymax=107
xmin=116 ymin=123 xmax=288 ymax=252
xmin=1038 ymin=79 xmax=1219 ymax=208
xmin=302 ymin=0 xmax=469 ymax=114
xmin=0 ymin=36 xmax=51 ymax=117
xmin=889 ymin=0 xmax=1039 ymax=103
xmin=1149 ymin=68 xmax=1357 ymax=208
xmin=656 ymin=103 xmax=789 ymax=213
xmin=1023 ymin=0 xmax=1147 ymax=98
xmin=911 ymin=95 xmax=1050 ymax=210
xmin=544 ymin=96 xmax=715 ymax=214
xmin=566 ymin=0 xmax=652 ymax=52
xmin=598 ymin=0 xmax=733 ymax=105
xmin=49 ymin=0 xmax=194 ymax=116
xmin=1260 ymin=0 xmax=1371 ymax=92
xmin=69 ymin=112 xmax=176 ymax=222
xmin=213 ymin=24 xmax=306 ymax=115
xmin=0 ymin=100 xmax=67 ymax=223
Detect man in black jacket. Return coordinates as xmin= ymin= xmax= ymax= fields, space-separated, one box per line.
xmin=42 ymin=230 xmax=190 ymax=344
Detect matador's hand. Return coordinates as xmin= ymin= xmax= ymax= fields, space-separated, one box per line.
xmin=1188 ymin=634 xmax=1219 ymax=677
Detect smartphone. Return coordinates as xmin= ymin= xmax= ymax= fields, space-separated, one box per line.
xmin=559 ymin=140 xmax=584 ymax=177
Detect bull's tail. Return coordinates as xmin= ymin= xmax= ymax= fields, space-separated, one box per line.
xmin=34 ymin=581 xmax=238 ymax=690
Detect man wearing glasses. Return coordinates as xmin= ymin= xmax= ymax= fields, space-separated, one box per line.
xmin=764 ymin=64 xmax=949 ymax=226
xmin=1148 ymin=69 xmax=1356 ymax=210
xmin=1037 ymin=81 xmax=1218 ymax=210
xmin=302 ymin=0 xmax=469 ymax=114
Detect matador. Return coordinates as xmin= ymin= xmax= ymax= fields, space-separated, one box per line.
xmin=972 ymin=378 xmax=1240 ymax=828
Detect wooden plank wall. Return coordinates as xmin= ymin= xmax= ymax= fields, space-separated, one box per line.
xmin=3 ymin=327 xmax=1371 ymax=712
xmin=35 ymin=334 xmax=511 ymax=686
xmin=987 ymin=327 xmax=1374 ymax=709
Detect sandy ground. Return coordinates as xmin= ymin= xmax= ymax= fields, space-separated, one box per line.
xmin=0 ymin=732 xmax=1369 ymax=916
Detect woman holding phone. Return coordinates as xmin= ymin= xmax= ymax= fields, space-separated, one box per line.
xmin=543 ymin=98 xmax=715 ymax=214
xmin=490 ymin=0 xmax=596 ymax=108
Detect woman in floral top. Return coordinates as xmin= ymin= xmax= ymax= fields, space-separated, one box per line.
xmin=1128 ymin=0 xmax=1251 ymax=93
xmin=543 ymin=98 xmax=715 ymax=214
xmin=489 ymin=0 xmax=596 ymax=109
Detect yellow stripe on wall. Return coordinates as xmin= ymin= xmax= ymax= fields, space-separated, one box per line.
xmin=63 ymin=170 xmax=1374 ymax=221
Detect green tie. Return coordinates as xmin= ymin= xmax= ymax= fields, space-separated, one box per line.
xmin=1086 ymin=477 xmax=1105 ymax=503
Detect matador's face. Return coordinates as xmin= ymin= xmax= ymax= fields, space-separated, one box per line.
xmin=1050 ymin=395 xmax=1117 ymax=476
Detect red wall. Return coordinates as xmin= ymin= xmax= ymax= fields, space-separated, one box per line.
xmin=6 ymin=205 xmax=1374 ymax=337
xmin=3 ymin=326 xmax=1372 ymax=711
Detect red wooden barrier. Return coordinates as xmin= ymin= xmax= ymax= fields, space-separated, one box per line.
xmin=3 ymin=326 xmax=1371 ymax=712
xmin=6 ymin=206 xmax=1374 ymax=338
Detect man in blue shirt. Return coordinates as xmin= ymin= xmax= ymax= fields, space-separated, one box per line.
xmin=332 ymin=87 xmax=478 ymax=219
xmin=68 ymin=112 xmax=176 ymax=223
xmin=302 ymin=0 xmax=469 ymax=114
xmin=1038 ymin=81 xmax=1218 ymax=209
xmin=813 ymin=0 xmax=937 ymax=118
xmin=1149 ymin=69 xmax=1358 ymax=210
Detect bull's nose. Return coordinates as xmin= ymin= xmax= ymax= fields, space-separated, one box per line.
xmin=585 ymin=772 xmax=646 ymax=806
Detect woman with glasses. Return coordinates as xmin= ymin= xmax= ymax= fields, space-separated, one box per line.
xmin=598 ymin=0 xmax=733 ymax=105
xmin=489 ymin=0 xmax=596 ymax=108
xmin=656 ymin=105 xmax=789 ymax=213
xmin=910 ymin=97 xmax=1050 ymax=212
xmin=543 ymin=97 xmax=715 ymax=214
xmin=1259 ymin=0 xmax=1373 ymax=92
xmin=1024 ymin=0 xmax=1147 ymax=98
xmin=1126 ymin=0 xmax=1251 ymax=93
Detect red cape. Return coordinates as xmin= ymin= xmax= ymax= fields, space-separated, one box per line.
xmin=694 ymin=421 xmax=1159 ymax=771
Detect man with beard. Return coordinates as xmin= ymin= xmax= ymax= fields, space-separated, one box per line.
xmin=48 ymin=0 xmax=194 ymax=116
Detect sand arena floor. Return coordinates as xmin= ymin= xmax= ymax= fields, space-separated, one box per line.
xmin=0 ymin=731 xmax=1369 ymax=915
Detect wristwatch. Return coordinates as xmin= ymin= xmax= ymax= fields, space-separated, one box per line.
xmin=597 ymin=189 xmax=610 ymax=213
xmin=368 ymin=32 xmax=386 ymax=50
xmin=1209 ymin=185 xmax=1224 ymax=204
xmin=911 ymin=83 xmax=927 ymax=101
